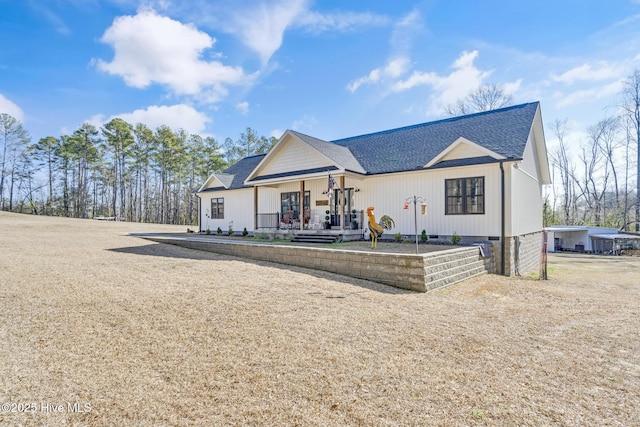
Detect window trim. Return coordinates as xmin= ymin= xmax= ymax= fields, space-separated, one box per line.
xmin=211 ymin=197 xmax=224 ymax=219
xmin=445 ymin=176 xmax=485 ymax=215
xmin=280 ymin=191 xmax=310 ymax=220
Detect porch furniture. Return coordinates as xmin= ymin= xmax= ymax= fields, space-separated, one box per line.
xmin=282 ymin=210 xmax=294 ymax=229
xmin=308 ymin=214 xmax=321 ymax=230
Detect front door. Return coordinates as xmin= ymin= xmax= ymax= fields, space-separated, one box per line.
xmin=332 ymin=188 xmax=353 ymax=227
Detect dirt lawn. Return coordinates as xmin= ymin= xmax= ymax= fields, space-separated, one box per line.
xmin=1 ymin=212 xmax=638 ymax=426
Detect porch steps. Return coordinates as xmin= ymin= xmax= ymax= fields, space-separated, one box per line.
xmin=290 ymin=234 xmax=340 ymax=244
xmin=422 ymin=246 xmax=495 ymax=292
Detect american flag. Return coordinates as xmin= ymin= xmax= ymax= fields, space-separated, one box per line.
xmin=327 ymin=173 xmax=336 ymax=198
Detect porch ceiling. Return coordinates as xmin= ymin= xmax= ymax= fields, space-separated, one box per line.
xmin=247 ymin=166 xmax=366 ymax=186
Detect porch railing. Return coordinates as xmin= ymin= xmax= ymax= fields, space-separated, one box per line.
xmin=255 ymin=210 xmax=365 ymax=230
xmin=256 ymin=212 xmax=280 ymax=229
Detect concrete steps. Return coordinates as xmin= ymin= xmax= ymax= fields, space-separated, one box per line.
xmin=290 ymin=234 xmax=340 ymax=244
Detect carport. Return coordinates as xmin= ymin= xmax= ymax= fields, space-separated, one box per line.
xmin=590 ymin=233 xmax=640 ymax=255
xmin=545 ymin=226 xmax=619 ymax=253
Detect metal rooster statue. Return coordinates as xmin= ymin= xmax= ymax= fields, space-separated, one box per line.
xmin=366 ymin=206 xmax=395 ymax=249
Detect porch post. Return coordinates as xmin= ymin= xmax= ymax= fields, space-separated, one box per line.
xmin=254 ymin=186 xmax=258 ymax=231
xmin=300 ymin=180 xmax=305 ymax=231
xmin=339 ymin=176 xmax=345 ymax=231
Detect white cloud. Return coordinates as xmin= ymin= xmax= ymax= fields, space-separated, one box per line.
xmin=551 ymin=62 xmax=621 ymax=85
xmin=346 ymin=10 xmax=419 ymax=93
xmin=88 ymin=104 xmax=211 ymax=134
xmin=27 ymin=1 xmax=72 ymax=35
xmin=347 ymin=57 xmax=410 ymax=92
xmin=390 ymin=9 xmax=422 ymax=54
xmin=0 ymin=93 xmax=25 ymax=122
xmin=392 ymin=50 xmax=493 ymax=114
xmin=183 ymin=1 xmax=389 ymax=65
xmin=295 ymin=9 xmax=390 ymax=34
xmin=554 ymin=80 xmax=624 ymax=108
xmin=228 ymin=0 xmax=308 ymax=65
xmin=236 ymin=101 xmax=250 ymax=114
xmin=291 ymin=114 xmax=318 ymax=133
xmin=95 ymin=10 xmax=252 ymax=102
xmin=270 ymin=128 xmax=284 ymax=139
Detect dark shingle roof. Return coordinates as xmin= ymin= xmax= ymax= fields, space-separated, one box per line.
xmin=200 ymin=102 xmax=540 ymax=191
xmin=332 ymin=102 xmax=539 ymax=174
xmin=221 ymin=154 xmax=266 ymax=189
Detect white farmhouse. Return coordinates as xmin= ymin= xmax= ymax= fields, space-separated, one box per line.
xmin=196 ymin=102 xmax=551 ymax=276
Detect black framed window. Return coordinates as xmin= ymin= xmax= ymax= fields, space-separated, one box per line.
xmin=445 ymin=177 xmax=484 ymax=215
xmin=281 ymin=191 xmax=310 ymax=219
xmin=211 ymin=198 xmax=224 ymax=219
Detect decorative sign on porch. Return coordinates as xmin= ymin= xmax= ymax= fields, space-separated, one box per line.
xmin=316 ymin=199 xmax=329 ymax=206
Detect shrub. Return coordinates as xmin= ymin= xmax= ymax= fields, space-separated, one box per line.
xmin=242 ymin=227 xmax=248 ymax=237
xmin=205 ymin=228 xmax=211 ymax=235
xmin=216 ymin=227 xmax=223 ymax=235
xmin=394 ymin=232 xmax=403 ymax=242
xmin=451 ymin=231 xmax=461 ymax=244
xmin=420 ymin=229 xmax=428 ymax=243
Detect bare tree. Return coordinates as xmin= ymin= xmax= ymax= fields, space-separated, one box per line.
xmin=445 ymin=83 xmax=513 ymax=116
xmin=549 ymin=119 xmax=577 ymax=224
xmin=594 ymin=117 xmax=621 ymax=204
xmin=621 ymin=116 xmax=636 ymax=230
xmin=619 ymin=69 xmax=640 ymax=231
xmin=0 ymin=114 xmax=31 ymax=211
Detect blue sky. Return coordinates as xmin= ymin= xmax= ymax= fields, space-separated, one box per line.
xmin=1 ymin=0 xmax=640 ymax=149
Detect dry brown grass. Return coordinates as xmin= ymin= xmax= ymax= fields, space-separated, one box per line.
xmin=1 ymin=212 xmax=639 ymax=426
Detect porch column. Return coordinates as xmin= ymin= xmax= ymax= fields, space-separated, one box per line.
xmin=254 ymin=186 xmax=258 ymax=231
xmin=339 ymin=176 xmax=345 ymax=231
xmin=300 ymin=180 xmax=305 ymax=231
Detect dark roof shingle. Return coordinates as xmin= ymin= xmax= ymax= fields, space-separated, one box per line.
xmin=222 ymin=154 xmax=266 ymax=189
xmin=332 ymin=102 xmax=539 ymax=174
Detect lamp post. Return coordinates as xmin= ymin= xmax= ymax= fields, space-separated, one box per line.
xmin=404 ymin=195 xmax=427 ymax=254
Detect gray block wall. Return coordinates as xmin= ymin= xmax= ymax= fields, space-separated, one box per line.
xmin=142 ymin=237 xmax=493 ymax=292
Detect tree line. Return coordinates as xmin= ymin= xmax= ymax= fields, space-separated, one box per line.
xmin=545 ymin=70 xmax=640 ymax=232
xmin=2 ymin=72 xmax=640 ymax=230
xmin=0 ymin=115 xmax=275 ymax=225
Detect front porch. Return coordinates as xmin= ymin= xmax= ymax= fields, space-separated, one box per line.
xmin=256 ymin=210 xmax=366 ymax=233
xmin=255 ymin=212 xmax=366 ymax=242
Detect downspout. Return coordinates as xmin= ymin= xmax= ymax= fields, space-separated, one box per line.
xmin=500 ymin=160 xmax=506 ymax=276
xmin=195 ymin=193 xmax=202 ymax=233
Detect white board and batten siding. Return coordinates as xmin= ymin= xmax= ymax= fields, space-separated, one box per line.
xmin=508 ymin=131 xmax=545 ymax=237
xmin=253 ymin=164 xmax=507 ymax=238
xmin=355 ymin=166 xmax=503 ymax=238
xmin=256 ymin=179 xmax=348 ymax=224
xmin=200 ymin=188 xmax=254 ymax=234
xmin=253 ymin=167 xmax=502 ymax=237
xmin=255 ymin=135 xmax=329 ymax=178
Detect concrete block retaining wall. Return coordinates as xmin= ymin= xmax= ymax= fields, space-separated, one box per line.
xmin=142 ymin=236 xmax=492 ymax=292
xmin=504 ymin=231 xmax=544 ymax=276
